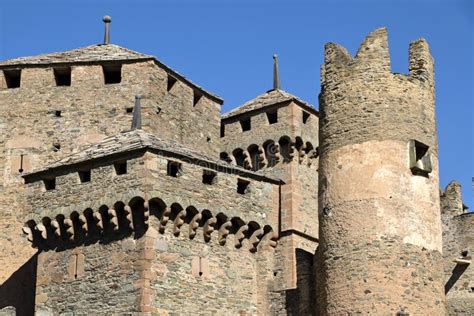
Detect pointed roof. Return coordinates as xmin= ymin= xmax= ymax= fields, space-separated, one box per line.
xmin=222 ymin=89 xmax=317 ymax=120
xmin=22 ymin=129 xmax=280 ymax=184
xmin=0 ymin=44 xmax=223 ymax=104
xmin=0 ymin=44 xmax=153 ymax=67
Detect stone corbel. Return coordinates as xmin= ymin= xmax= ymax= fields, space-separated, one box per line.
xmin=159 ymin=207 xmax=171 ymax=234
xmin=234 ymin=225 xmax=248 ymax=248
xmin=218 ymin=221 xmax=232 ymax=245
xmin=124 ymin=206 xmax=134 ymax=229
xmin=249 ymin=228 xmax=264 ymax=252
xmin=64 ymin=219 xmax=74 ymax=241
xmin=35 ymin=223 xmax=47 ymax=240
xmin=22 ymin=226 xmax=33 ymax=242
xmin=79 ymin=214 xmax=88 ymax=233
xmin=51 ymin=220 xmax=61 ymax=237
xmin=108 ymin=209 xmax=119 ymax=232
xmin=173 ymin=210 xmax=187 ymax=236
xmin=203 ymin=217 xmax=217 ymax=242
xmin=93 ymin=211 xmax=103 ymax=231
xmin=189 ymin=213 xmax=202 ymax=239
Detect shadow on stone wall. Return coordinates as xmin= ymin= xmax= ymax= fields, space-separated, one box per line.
xmin=286 ymin=248 xmax=316 ymax=315
xmin=445 ymin=264 xmax=469 ymax=294
xmin=0 ymin=254 xmax=37 ymax=316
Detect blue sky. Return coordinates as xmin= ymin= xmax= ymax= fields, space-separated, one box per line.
xmin=1 ymin=0 xmax=472 ymax=207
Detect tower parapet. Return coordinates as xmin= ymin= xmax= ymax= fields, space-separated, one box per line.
xmin=317 ymin=28 xmax=445 ymax=314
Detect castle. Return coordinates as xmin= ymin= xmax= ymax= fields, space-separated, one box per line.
xmin=0 ymin=17 xmax=472 ymax=315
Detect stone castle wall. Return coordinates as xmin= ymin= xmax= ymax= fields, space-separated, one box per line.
xmin=441 ymin=182 xmax=474 ymax=315
xmin=0 ymin=59 xmax=220 ymax=289
xmin=317 ymin=28 xmax=445 ymax=314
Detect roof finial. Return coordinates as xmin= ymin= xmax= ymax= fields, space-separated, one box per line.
xmin=273 ymin=54 xmax=280 ymax=90
xmin=103 ymin=15 xmax=112 ymax=45
xmin=131 ymin=95 xmax=142 ymax=130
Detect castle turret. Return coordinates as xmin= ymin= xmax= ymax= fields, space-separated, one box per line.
xmin=316 ymin=28 xmax=445 ymax=314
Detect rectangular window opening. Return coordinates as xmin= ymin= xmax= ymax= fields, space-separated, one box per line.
xmin=44 ymin=178 xmax=56 ymax=191
xmin=193 ymin=91 xmax=202 ymax=107
xmin=409 ymin=140 xmax=432 ymax=177
xmin=167 ymin=161 xmax=182 ymax=177
xmin=240 ymin=118 xmax=251 ymax=132
xmin=126 ymin=106 xmax=134 ymax=114
xmin=54 ymin=67 xmax=71 ymax=86
xmin=302 ymin=111 xmax=310 ymax=124
xmin=103 ymin=64 xmax=122 ymax=84
xmin=220 ymin=124 xmax=225 ymax=137
xmin=202 ymin=170 xmax=217 ymax=185
xmin=267 ymin=111 xmax=278 ymax=124
xmin=114 ymin=161 xmax=127 ymax=175
xmin=167 ymin=75 xmax=177 ymax=91
xmin=55 ymin=110 xmax=62 ymax=117
xmin=237 ymin=178 xmax=250 ymax=195
xmin=79 ymin=170 xmax=91 ymax=183
xmin=4 ymin=69 xmax=21 ymax=89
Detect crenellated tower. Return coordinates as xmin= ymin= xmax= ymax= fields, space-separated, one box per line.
xmin=317 ymin=28 xmax=445 ymax=314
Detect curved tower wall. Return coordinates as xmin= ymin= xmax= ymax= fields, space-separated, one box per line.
xmin=317 ymin=28 xmax=445 ymax=314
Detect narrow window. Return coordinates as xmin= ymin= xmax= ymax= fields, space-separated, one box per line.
xmin=202 ymin=170 xmax=217 ymax=185
xmin=409 ymin=140 xmax=432 ymax=177
xmin=54 ymin=67 xmax=71 ymax=86
xmin=44 ymin=178 xmax=56 ymax=191
xmin=240 ymin=118 xmax=251 ymax=132
xmin=193 ymin=91 xmax=202 ymax=106
xmin=79 ymin=170 xmax=91 ymax=183
xmin=302 ymin=111 xmax=310 ymax=124
xmin=167 ymin=75 xmax=177 ymax=91
xmin=220 ymin=124 xmax=225 ymax=137
xmin=237 ymin=179 xmax=250 ymax=195
xmin=103 ymin=64 xmax=122 ymax=84
xmin=4 ymin=69 xmax=21 ymax=88
xmin=114 ymin=161 xmax=127 ymax=175
xmin=266 ymin=110 xmax=278 ymax=124
xmin=167 ymin=161 xmax=182 ymax=177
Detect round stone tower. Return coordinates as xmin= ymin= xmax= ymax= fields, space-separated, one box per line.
xmin=316 ymin=28 xmax=445 ymax=314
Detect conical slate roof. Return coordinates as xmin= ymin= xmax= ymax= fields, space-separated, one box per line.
xmin=222 ymin=89 xmax=317 ymax=119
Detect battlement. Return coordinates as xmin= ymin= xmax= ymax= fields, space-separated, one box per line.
xmin=322 ymin=27 xmax=433 ymax=85
xmin=319 ymin=27 xmax=437 ymax=155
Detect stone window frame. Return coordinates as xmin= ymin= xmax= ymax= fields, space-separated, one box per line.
xmin=409 ymin=139 xmax=432 ymax=177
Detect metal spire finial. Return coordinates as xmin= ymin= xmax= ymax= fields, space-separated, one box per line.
xmin=103 ymin=15 xmax=112 ymax=45
xmin=273 ymin=54 xmax=280 ymax=90
xmin=131 ymin=95 xmax=142 ymax=130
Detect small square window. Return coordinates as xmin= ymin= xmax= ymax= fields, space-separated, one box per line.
xmin=240 ymin=118 xmax=251 ymax=132
xmin=103 ymin=64 xmax=122 ymax=84
xmin=167 ymin=75 xmax=177 ymax=91
xmin=4 ymin=69 xmax=21 ymax=88
xmin=126 ymin=106 xmax=134 ymax=114
xmin=266 ymin=111 xmax=278 ymax=124
xmin=409 ymin=140 xmax=432 ymax=177
xmin=79 ymin=170 xmax=91 ymax=183
xmin=193 ymin=91 xmax=202 ymax=107
xmin=54 ymin=67 xmax=71 ymax=86
xmin=202 ymin=170 xmax=217 ymax=185
xmin=167 ymin=161 xmax=182 ymax=177
xmin=302 ymin=111 xmax=310 ymax=124
xmin=55 ymin=110 xmax=62 ymax=117
xmin=237 ymin=178 xmax=250 ymax=195
xmin=44 ymin=178 xmax=56 ymax=191
xmin=114 ymin=161 xmax=127 ymax=175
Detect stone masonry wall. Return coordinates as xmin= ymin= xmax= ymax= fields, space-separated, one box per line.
xmin=0 ymin=59 xmax=221 ymax=289
xmin=441 ymin=182 xmax=474 ymax=315
xmin=317 ymin=28 xmax=445 ymax=314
